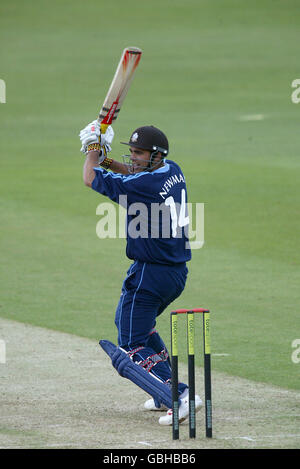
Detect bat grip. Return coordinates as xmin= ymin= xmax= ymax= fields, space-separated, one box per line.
xmin=100 ymin=123 xmax=109 ymax=134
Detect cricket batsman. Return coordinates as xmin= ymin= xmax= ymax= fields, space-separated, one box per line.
xmin=79 ymin=121 xmax=202 ymax=425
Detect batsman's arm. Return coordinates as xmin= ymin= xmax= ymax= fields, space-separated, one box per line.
xmin=83 ymin=151 xmax=129 ymax=187
xmin=83 ymin=151 xmax=100 ymax=187
xmin=102 ymin=157 xmax=130 ymax=175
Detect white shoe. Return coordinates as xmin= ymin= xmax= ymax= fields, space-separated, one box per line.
xmin=158 ymin=394 xmax=202 ymax=426
xmin=144 ymin=398 xmax=168 ymax=411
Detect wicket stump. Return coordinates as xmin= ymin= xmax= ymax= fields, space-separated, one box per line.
xmin=170 ymin=308 xmax=212 ymax=440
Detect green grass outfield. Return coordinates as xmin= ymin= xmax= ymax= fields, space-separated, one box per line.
xmin=0 ymin=0 xmax=300 ymax=393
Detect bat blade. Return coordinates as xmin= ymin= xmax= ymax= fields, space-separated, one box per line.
xmin=98 ymin=47 xmax=142 ymax=133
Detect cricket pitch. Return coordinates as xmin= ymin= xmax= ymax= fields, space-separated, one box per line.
xmin=0 ymin=318 xmax=299 ymax=449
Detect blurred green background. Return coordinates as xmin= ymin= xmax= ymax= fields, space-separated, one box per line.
xmin=0 ymin=0 xmax=299 ymax=390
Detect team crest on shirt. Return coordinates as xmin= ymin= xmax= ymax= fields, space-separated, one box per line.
xmin=131 ymin=132 xmax=138 ymax=142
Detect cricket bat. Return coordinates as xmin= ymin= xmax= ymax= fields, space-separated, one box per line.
xmin=98 ymin=47 xmax=142 ymax=134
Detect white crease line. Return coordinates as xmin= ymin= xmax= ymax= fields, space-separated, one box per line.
xmin=212 ymin=353 xmax=230 ymax=357
xmin=256 ymin=434 xmax=300 ymax=439
xmin=239 ymin=114 xmax=265 ymax=121
xmin=221 ymin=436 xmax=256 ymax=442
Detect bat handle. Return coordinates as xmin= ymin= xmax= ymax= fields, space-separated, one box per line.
xmin=100 ymin=123 xmax=109 ymax=134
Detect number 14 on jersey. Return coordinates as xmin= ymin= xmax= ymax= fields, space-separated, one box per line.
xmin=165 ymin=189 xmax=189 ymax=238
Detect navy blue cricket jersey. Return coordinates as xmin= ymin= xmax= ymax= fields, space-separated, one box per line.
xmin=92 ymin=160 xmax=192 ymax=265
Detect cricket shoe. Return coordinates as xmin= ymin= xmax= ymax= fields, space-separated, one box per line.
xmin=158 ymin=394 xmax=202 ymax=426
xmin=144 ymin=398 xmax=168 ymax=411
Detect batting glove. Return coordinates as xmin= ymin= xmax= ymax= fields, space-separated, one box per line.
xmin=79 ymin=120 xmax=114 ymax=156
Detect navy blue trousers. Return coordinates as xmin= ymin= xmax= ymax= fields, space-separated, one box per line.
xmin=115 ymin=260 xmax=188 ymax=391
xmin=115 ymin=260 xmax=188 ymax=349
